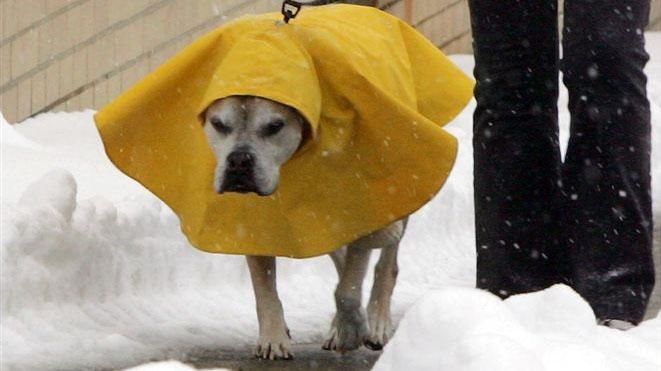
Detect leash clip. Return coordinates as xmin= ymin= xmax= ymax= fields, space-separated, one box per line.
xmin=281 ymin=0 xmax=334 ymax=23
xmin=282 ymin=0 xmax=302 ymax=23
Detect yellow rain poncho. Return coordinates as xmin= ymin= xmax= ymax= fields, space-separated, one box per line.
xmin=95 ymin=4 xmax=474 ymax=258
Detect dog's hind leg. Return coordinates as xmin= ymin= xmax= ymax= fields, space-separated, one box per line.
xmin=364 ymin=219 xmax=406 ymax=350
xmin=323 ymin=242 xmax=371 ymax=352
xmin=246 ymin=255 xmax=293 ymax=360
xmin=329 ymin=246 xmax=347 ymax=278
xmin=364 ymin=236 xmax=400 ymax=350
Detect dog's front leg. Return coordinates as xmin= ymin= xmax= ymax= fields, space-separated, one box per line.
xmin=246 ymin=255 xmax=292 ymax=360
xmin=323 ymin=243 xmax=371 ymax=352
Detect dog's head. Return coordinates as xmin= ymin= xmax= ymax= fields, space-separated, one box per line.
xmin=202 ymin=96 xmax=306 ymax=196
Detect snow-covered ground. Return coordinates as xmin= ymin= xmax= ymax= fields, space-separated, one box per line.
xmin=374 ymin=285 xmax=661 ymax=371
xmin=1 ymin=35 xmax=660 ymax=371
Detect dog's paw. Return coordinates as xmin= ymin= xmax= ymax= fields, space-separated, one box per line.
xmin=364 ymin=311 xmax=393 ymax=351
xmin=254 ymin=328 xmax=293 ymax=360
xmin=322 ymin=307 xmax=368 ymax=352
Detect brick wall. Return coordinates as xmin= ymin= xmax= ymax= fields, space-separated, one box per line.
xmin=1 ymin=0 xmax=660 ymax=123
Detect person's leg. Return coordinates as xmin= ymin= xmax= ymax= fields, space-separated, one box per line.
xmin=469 ymin=0 xmax=564 ymax=297
xmin=562 ymin=0 xmax=654 ymax=324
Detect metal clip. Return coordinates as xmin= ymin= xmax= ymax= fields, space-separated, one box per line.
xmin=281 ymin=0 xmax=334 ymax=23
xmin=282 ymin=0 xmax=302 ymax=23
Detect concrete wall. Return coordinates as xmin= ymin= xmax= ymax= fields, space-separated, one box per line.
xmin=1 ymin=0 xmax=660 ymax=123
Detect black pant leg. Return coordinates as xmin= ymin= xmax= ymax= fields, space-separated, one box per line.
xmin=469 ymin=1 xmax=564 ymax=297
xmin=562 ymin=0 xmax=654 ymax=324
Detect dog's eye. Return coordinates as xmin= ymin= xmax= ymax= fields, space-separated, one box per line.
xmin=210 ymin=117 xmax=232 ymax=135
xmin=263 ymin=119 xmax=285 ymax=137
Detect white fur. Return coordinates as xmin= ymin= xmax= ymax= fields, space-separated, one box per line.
xmin=203 ymin=96 xmax=304 ymax=195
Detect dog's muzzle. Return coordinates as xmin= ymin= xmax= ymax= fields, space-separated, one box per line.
xmin=220 ymin=151 xmax=259 ymax=194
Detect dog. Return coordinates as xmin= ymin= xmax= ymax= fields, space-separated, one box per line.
xmin=203 ymin=96 xmax=407 ymax=360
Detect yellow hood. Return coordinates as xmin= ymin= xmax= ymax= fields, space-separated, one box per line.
xmin=94 ymin=4 xmax=474 ymax=258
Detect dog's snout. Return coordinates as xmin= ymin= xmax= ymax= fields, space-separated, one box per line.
xmin=220 ymin=150 xmax=259 ymax=194
xmin=227 ymin=151 xmax=254 ymax=171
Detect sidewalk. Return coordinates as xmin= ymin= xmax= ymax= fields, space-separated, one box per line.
xmin=187 ymin=344 xmax=381 ymax=371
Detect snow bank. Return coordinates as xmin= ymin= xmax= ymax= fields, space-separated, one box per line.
xmin=1 ymin=34 xmax=660 ymax=371
xmin=372 ymin=285 xmax=661 ymax=371
xmin=1 ymin=110 xmax=148 ymax=203
xmin=0 ymin=112 xmax=43 ymax=150
xmin=1 ymin=169 xmax=253 ymax=369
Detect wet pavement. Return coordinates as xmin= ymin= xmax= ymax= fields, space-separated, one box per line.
xmin=186 ymin=344 xmax=381 ymax=370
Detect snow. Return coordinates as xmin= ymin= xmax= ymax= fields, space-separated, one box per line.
xmin=1 ymin=34 xmax=661 ymax=371
xmin=0 ymin=110 xmax=148 ymax=206
xmin=373 ymin=285 xmax=661 ymax=371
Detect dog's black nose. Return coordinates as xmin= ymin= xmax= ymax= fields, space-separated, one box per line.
xmin=227 ymin=151 xmax=254 ymax=171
